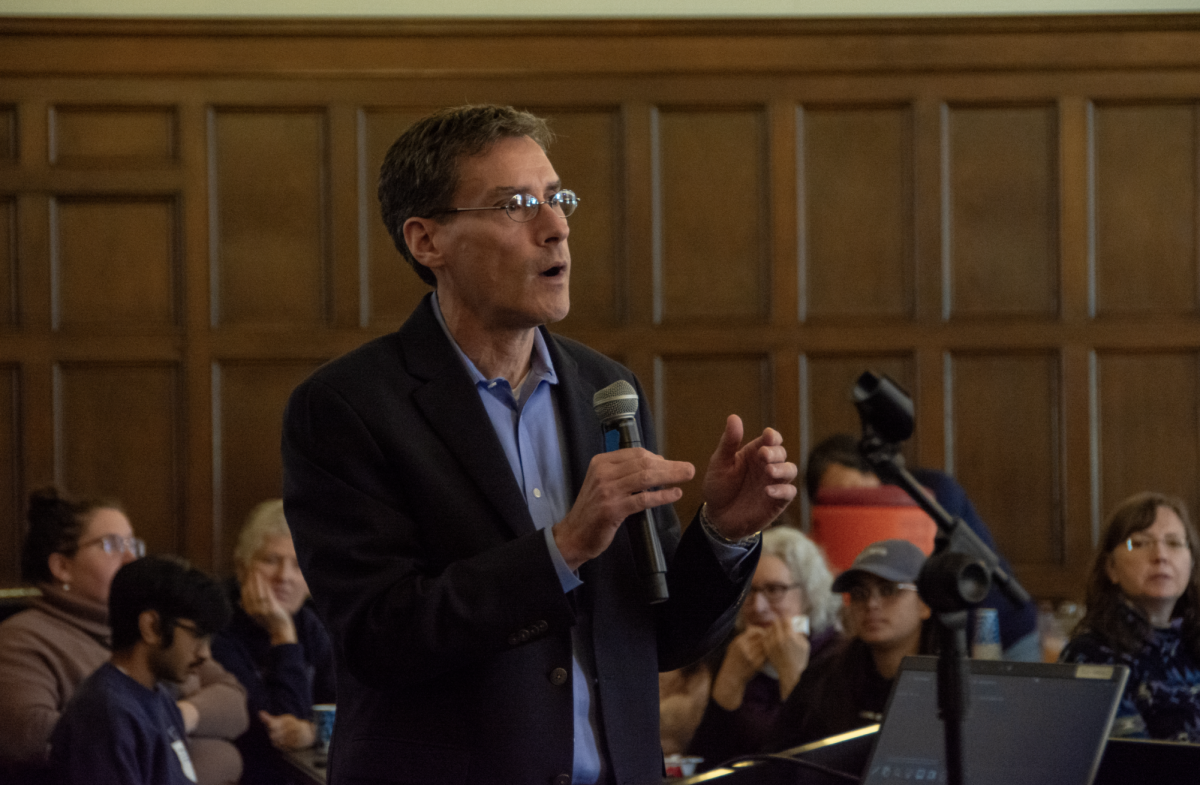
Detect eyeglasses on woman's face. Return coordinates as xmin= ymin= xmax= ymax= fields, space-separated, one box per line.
xmin=746 ymin=582 xmax=800 ymax=604
xmin=77 ymin=533 xmax=146 ymax=558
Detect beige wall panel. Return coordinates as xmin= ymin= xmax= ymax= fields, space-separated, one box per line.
xmin=55 ymin=363 xmax=181 ymax=557
xmin=947 ymin=104 xmax=1058 ymax=317
xmin=660 ymin=354 xmax=770 ymax=523
xmin=52 ymin=196 xmax=177 ymax=328
xmin=805 ymin=354 xmax=915 ymax=449
xmin=658 ymin=108 xmax=767 ymax=323
xmin=1097 ymin=352 xmax=1200 ymax=521
xmin=0 ymin=368 xmax=19 ymax=586
xmin=1093 ymin=104 xmax=1198 ymax=316
xmin=213 ymin=110 xmax=327 ymax=327
xmin=950 ymin=352 xmax=1061 ymax=566
xmin=363 ymin=109 xmax=433 ymax=326
xmin=0 ymin=197 xmax=13 ymax=326
xmin=803 ymin=106 xmax=913 ymax=320
xmin=0 ymin=106 xmax=13 ymax=161
xmin=50 ymin=106 xmax=175 ymax=167
xmin=215 ymin=360 xmax=323 ymax=573
xmin=537 ymin=108 xmax=621 ymax=329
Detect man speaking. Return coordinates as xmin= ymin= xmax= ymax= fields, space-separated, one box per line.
xmin=281 ymin=104 xmax=797 ymax=785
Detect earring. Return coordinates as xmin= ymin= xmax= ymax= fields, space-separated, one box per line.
xmin=62 ymin=583 xmax=70 ymax=591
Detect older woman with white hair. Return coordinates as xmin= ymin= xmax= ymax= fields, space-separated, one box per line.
xmin=685 ymin=525 xmax=842 ymax=768
xmin=211 ymin=499 xmax=336 ymax=785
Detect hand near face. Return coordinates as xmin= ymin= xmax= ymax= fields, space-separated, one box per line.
xmin=710 ymin=626 xmax=768 ymax=711
xmin=703 ymin=415 xmax=798 ymax=542
xmin=761 ymin=617 xmax=811 ymax=701
xmin=241 ymin=571 xmax=298 ymax=646
xmin=258 ymin=711 xmax=316 ymax=751
xmin=553 ymin=447 xmax=695 ymax=571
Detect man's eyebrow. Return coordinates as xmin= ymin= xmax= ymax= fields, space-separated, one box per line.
xmin=486 ymin=180 xmax=563 ymax=198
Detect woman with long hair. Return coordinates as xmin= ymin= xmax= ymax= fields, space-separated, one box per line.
xmin=1060 ymin=491 xmax=1200 ymax=742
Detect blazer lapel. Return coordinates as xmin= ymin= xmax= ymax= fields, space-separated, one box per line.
xmin=542 ymin=330 xmax=605 ymax=502
xmin=402 ymin=296 xmax=536 ymax=539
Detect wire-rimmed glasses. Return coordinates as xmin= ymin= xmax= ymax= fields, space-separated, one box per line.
xmin=431 ymin=190 xmax=579 ymax=223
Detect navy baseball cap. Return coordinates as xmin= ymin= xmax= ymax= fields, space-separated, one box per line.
xmin=831 ymin=539 xmax=926 ymax=593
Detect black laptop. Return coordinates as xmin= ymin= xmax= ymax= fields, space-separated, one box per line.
xmin=862 ymin=656 xmax=1128 ymax=785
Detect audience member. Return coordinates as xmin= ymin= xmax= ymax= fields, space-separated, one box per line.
xmin=212 ymin=500 xmax=335 ymax=784
xmin=766 ymin=539 xmax=933 ymax=750
xmin=805 ymin=434 xmax=1039 ymax=660
xmin=1059 ymin=491 xmax=1200 ymax=742
xmin=686 ymin=526 xmax=842 ymax=768
xmin=0 ymin=488 xmax=248 ymax=785
xmin=49 ymin=556 xmax=232 ymax=785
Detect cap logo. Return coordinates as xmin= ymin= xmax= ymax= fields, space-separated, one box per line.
xmin=860 ymin=545 xmax=888 ymax=561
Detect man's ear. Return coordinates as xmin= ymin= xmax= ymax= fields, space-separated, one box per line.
xmin=47 ymin=552 xmax=73 ymax=585
xmin=138 ymin=609 xmax=163 ymax=647
xmin=402 ymin=216 xmax=447 ymax=275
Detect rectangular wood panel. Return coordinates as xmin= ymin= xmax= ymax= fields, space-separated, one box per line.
xmin=803 ymin=105 xmax=913 ymax=320
xmin=536 ymin=108 xmax=622 ymax=329
xmin=212 ymin=109 xmax=328 ymax=327
xmin=1097 ymin=351 xmax=1200 ymax=523
xmin=54 ymin=363 xmax=181 ymax=558
xmin=50 ymin=105 xmax=176 ymax=167
xmin=659 ymin=354 xmax=770 ymax=524
xmin=0 ymin=367 xmax=19 ymax=586
xmin=215 ymin=360 xmax=324 ymax=574
xmin=947 ymin=104 xmax=1058 ymax=318
xmin=0 ymin=106 xmax=13 ymax=162
xmin=52 ymin=196 xmax=177 ymax=329
xmin=362 ymin=108 xmax=434 ymax=327
xmin=0 ymin=196 xmax=13 ymax=326
xmin=949 ymin=352 xmax=1061 ymax=566
xmin=1092 ymin=103 xmax=1198 ymax=316
xmin=657 ymin=108 xmax=768 ymax=323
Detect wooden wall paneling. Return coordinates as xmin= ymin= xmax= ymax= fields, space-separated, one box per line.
xmin=659 ymin=354 xmax=771 ymax=526
xmin=1059 ymin=97 xmax=1091 ymax=324
xmin=48 ymin=105 xmax=176 ymax=168
xmin=328 ymin=103 xmax=362 ymax=330
xmin=1092 ymin=102 xmax=1198 ymax=316
xmin=1096 ymin=351 xmax=1200 ymax=524
xmin=53 ymin=362 xmax=182 ymax=558
xmin=802 ymin=352 xmax=916 ymax=465
xmin=50 ymin=195 xmax=178 ymax=329
xmin=622 ymin=102 xmax=655 ymax=334
xmin=0 ymin=105 xmax=14 ymax=162
xmin=0 ymin=367 xmax=19 ymax=585
xmin=211 ymin=108 xmax=329 ymax=327
xmin=802 ymin=104 xmax=914 ymax=320
xmin=0 ymin=195 xmax=14 ymax=326
xmin=656 ymin=107 xmax=769 ymax=324
xmin=361 ymin=108 xmax=433 ymax=328
xmin=213 ymin=359 xmax=324 ymax=574
xmin=769 ymin=101 xmax=799 ymax=330
xmin=945 ymin=103 xmax=1058 ymax=318
xmin=948 ymin=351 xmax=1062 ymax=572
xmin=535 ymin=107 xmax=623 ymax=331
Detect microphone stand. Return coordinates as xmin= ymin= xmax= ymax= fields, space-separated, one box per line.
xmin=858 ymin=432 xmax=1032 ymax=785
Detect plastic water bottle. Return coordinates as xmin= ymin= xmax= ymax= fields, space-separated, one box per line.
xmin=972 ymin=607 xmax=1002 ymax=660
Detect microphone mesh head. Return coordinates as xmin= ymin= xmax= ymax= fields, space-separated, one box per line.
xmin=593 ymin=380 xmax=639 ymax=424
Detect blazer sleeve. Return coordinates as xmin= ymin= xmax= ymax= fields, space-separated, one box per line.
xmin=282 ymin=376 xmax=577 ymax=692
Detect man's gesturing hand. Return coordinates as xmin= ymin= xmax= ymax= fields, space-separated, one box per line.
xmin=553 ymin=448 xmax=695 ymax=571
xmin=703 ymin=415 xmax=798 ymax=542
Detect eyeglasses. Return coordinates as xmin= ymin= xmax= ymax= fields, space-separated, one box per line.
xmin=78 ymin=533 xmax=145 ymax=558
xmin=1123 ymin=535 xmax=1189 ymax=554
xmin=431 ymin=190 xmax=579 ymax=223
xmin=747 ymin=582 xmax=800 ymax=604
xmin=847 ymin=581 xmax=918 ymax=604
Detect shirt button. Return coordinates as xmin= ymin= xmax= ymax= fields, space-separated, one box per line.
xmin=549 ymin=667 xmax=568 ymax=686
xmin=533 ymin=488 xmax=542 ymax=498
xmin=553 ymin=775 xmax=571 ymax=785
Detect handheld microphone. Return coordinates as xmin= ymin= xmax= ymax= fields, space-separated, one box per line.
xmin=593 ymin=380 xmax=669 ymax=604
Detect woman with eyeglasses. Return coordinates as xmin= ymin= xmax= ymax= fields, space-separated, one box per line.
xmin=681 ymin=525 xmax=843 ymax=769
xmin=1059 ymin=492 xmax=1200 ymax=742
xmin=0 ymin=487 xmax=248 ymax=785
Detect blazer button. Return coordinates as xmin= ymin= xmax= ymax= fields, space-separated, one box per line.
xmin=549 ymin=667 xmax=569 ymax=686
xmin=553 ymin=774 xmax=571 ymax=785
xmin=534 ymin=620 xmax=549 ymax=633
xmin=507 ymin=634 xmax=520 ymax=646
xmin=517 ymin=629 xmax=531 ymax=643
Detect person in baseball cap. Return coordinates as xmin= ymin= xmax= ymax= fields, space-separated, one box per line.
xmin=766 ymin=539 xmax=932 ymax=750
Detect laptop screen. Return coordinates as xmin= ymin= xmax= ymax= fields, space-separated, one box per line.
xmin=863 ymin=656 xmax=1128 ymax=785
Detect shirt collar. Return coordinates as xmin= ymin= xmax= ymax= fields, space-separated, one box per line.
xmin=431 ymin=292 xmax=558 ymax=390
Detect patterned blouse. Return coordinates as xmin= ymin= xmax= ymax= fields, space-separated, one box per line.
xmin=1060 ymin=613 xmax=1200 ymax=742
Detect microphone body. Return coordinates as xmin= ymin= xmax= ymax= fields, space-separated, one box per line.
xmin=593 ymin=382 xmax=670 ymax=604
